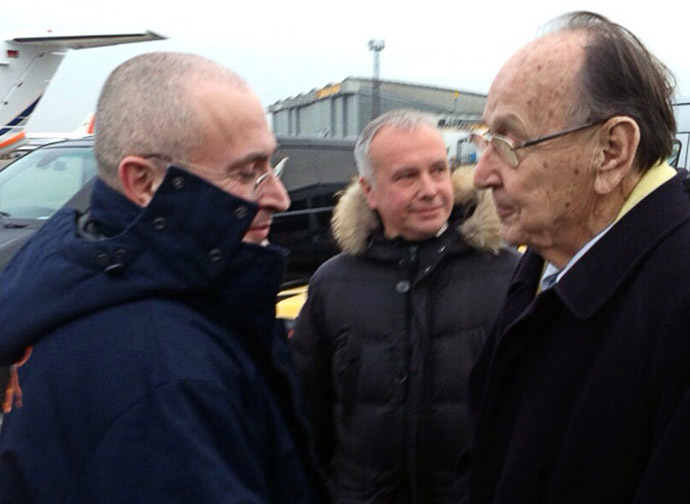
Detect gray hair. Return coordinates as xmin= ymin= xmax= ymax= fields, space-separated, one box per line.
xmin=94 ymin=52 xmax=246 ymax=189
xmin=354 ymin=109 xmax=439 ymax=182
xmin=542 ymin=11 xmax=676 ymax=173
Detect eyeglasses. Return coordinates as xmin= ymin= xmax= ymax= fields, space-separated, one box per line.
xmin=470 ymin=118 xmax=609 ymax=168
xmin=142 ymin=154 xmax=288 ymax=197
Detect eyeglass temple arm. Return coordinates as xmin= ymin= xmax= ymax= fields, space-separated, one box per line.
xmin=518 ymin=119 xmax=608 ymax=149
xmin=255 ymin=156 xmax=289 ymax=187
xmin=273 ymin=156 xmax=289 ymax=178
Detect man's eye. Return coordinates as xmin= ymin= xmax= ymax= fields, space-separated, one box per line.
xmin=394 ymin=170 xmax=417 ymax=180
xmin=232 ymin=165 xmax=259 ymax=182
xmin=236 ymin=170 xmax=255 ymax=181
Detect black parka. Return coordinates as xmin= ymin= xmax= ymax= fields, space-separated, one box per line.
xmin=291 ymin=168 xmax=519 ymax=504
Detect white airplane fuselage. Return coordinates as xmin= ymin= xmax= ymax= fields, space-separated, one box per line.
xmin=0 ymin=43 xmax=64 ymax=153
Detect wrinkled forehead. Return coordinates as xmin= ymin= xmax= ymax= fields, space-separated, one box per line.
xmin=485 ymin=31 xmax=588 ymax=133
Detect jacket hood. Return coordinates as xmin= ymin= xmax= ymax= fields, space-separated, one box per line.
xmin=331 ymin=166 xmax=504 ymax=256
xmin=0 ymin=167 xmax=286 ymax=366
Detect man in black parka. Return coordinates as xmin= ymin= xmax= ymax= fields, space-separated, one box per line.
xmin=290 ymin=110 xmax=519 ymax=503
xmin=462 ymin=11 xmax=690 ymax=503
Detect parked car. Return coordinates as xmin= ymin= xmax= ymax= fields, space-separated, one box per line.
xmin=0 ymin=138 xmax=97 ymax=271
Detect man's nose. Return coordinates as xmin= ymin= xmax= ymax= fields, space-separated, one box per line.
xmin=256 ymin=172 xmax=290 ymax=212
xmin=473 ymin=155 xmax=501 ymax=189
xmin=417 ymin=171 xmax=438 ymax=198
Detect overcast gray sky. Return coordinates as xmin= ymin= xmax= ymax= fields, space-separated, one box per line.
xmin=2 ymin=0 xmax=689 ymax=132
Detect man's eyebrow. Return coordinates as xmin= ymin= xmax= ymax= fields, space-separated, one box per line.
xmin=391 ymin=164 xmax=419 ymax=174
xmin=430 ymin=159 xmax=448 ymax=168
xmin=489 ymin=113 xmax=528 ymax=138
xmin=226 ymin=149 xmax=275 ymax=170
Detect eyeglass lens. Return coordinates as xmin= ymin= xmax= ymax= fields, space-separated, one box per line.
xmin=471 ymin=133 xmax=519 ymax=167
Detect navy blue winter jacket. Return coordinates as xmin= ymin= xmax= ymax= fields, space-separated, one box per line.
xmin=0 ymin=168 xmax=329 ymax=503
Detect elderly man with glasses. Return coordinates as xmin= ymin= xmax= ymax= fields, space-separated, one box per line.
xmin=0 ymin=53 xmax=329 ymax=503
xmin=460 ymin=11 xmax=690 ymax=504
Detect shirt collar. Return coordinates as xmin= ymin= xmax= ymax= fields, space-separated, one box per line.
xmin=435 ymin=222 xmax=449 ymax=237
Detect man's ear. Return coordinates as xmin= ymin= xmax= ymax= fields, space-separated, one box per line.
xmin=594 ymin=116 xmax=641 ymax=195
xmin=359 ymin=175 xmax=378 ymax=210
xmin=118 ymin=156 xmax=164 ymax=207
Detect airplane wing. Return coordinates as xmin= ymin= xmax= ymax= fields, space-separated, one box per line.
xmin=8 ymin=31 xmax=165 ymax=50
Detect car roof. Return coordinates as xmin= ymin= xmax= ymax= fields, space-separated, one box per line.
xmin=35 ymin=136 xmax=95 ymax=149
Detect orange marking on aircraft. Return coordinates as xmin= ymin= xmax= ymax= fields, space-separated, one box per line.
xmin=0 ymin=131 xmax=26 ymax=149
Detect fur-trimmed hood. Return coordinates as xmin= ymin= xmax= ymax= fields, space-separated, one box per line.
xmin=331 ymin=166 xmax=504 ymax=256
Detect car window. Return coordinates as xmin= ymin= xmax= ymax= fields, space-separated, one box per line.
xmin=0 ymin=146 xmax=96 ymax=219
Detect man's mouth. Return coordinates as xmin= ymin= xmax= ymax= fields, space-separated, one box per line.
xmin=491 ymin=197 xmax=516 ymax=220
xmin=412 ymin=205 xmax=443 ymax=215
xmin=491 ymin=193 xmax=514 ymax=220
xmin=248 ymin=220 xmax=271 ymax=232
xmin=243 ymin=221 xmax=272 ymax=245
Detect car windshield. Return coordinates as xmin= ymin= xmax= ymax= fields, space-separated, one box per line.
xmin=0 ymin=146 xmax=96 ymax=219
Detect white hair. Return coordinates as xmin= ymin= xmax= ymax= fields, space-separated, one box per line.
xmin=354 ymin=109 xmax=439 ymax=182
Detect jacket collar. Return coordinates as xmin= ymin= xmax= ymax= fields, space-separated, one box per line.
xmin=330 ymin=166 xmax=505 ymax=256
xmin=540 ymin=175 xmax=690 ymax=319
xmin=86 ymin=167 xmax=288 ymax=287
xmin=89 ymin=178 xmax=141 ymax=237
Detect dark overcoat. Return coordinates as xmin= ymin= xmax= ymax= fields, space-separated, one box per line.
xmin=465 ymin=175 xmax=690 ymax=503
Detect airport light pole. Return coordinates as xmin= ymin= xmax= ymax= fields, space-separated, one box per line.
xmin=368 ymin=39 xmax=385 ymax=120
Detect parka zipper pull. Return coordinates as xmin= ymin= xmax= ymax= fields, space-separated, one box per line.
xmin=408 ymin=244 xmax=418 ymax=269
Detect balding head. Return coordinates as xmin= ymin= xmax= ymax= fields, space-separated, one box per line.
xmin=94 ymin=52 xmax=247 ymax=190
xmin=487 ymin=31 xmax=588 ymax=140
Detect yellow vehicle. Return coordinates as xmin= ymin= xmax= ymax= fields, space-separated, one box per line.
xmin=276 ymin=284 xmax=308 ymax=337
